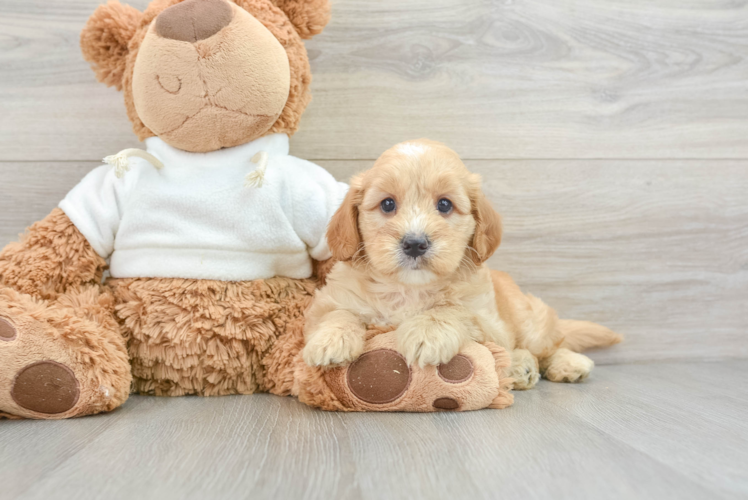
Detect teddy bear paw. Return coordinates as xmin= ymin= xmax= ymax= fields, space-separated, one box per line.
xmin=0 ymin=307 xmax=129 ymax=419
xmin=0 ymin=316 xmax=81 ymax=418
xmin=299 ymin=331 xmax=513 ymax=412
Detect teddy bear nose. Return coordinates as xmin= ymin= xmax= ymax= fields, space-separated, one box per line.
xmin=155 ymin=0 xmax=234 ymax=43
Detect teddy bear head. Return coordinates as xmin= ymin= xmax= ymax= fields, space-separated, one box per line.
xmin=81 ymin=0 xmax=330 ymax=152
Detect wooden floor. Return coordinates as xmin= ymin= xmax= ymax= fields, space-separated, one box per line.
xmin=1 ymin=360 xmax=746 ymax=500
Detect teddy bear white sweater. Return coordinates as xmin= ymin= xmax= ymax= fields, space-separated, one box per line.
xmin=59 ymin=133 xmax=348 ymax=281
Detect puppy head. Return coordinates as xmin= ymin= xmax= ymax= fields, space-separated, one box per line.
xmin=328 ymin=140 xmax=502 ymax=285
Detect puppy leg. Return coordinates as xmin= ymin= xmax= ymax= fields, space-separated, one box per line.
xmin=540 ymin=347 xmax=594 ymax=383
xmin=303 ymin=310 xmax=366 ymax=367
xmin=508 ymin=348 xmax=540 ymax=390
xmin=396 ymin=307 xmax=475 ymax=368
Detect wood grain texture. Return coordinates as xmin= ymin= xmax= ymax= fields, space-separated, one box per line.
xmin=535 ymin=361 xmax=748 ymax=497
xmin=1 ymin=361 xmax=745 ymax=500
xmin=1 ymin=0 xmax=748 ymax=161
xmin=0 ymin=163 xmax=94 ymax=244
xmin=1 ymin=159 xmax=746 ymax=364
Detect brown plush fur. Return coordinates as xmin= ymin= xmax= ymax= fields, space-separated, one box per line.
xmin=80 ymin=1 xmax=143 ymax=90
xmin=0 ymin=208 xmax=107 ymax=301
xmin=111 ymin=275 xmax=317 ymax=396
xmin=271 ymin=0 xmax=330 ymax=39
xmin=484 ymin=342 xmax=515 ymax=409
xmin=81 ymin=0 xmax=325 ymax=146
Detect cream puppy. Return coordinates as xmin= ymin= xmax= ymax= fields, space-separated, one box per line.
xmin=303 ymin=140 xmax=621 ymax=389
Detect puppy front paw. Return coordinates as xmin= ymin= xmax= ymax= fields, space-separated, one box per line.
xmin=302 ymin=325 xmax=365 ymax=367
xmin=396 ymin=322 xmax=464 ymax=368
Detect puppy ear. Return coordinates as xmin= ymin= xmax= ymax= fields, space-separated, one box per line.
xmin=80 ymin=1 xmax=143 ymax=90
xmin=469 ymin=175 xmax=503 ymax=265
xmin=327 ymin=176 xmax=363 ymax=261
xmin=271 ymin=0 xmax=331 ymax=39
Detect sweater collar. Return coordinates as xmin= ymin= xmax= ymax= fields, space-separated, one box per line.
xmin=144 ymin=134 xmax=290 ymax=168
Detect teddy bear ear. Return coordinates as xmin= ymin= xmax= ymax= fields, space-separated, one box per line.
xmin=80 ymin=1 xmax=143 ymax=90
xmin=271 ymin=0 xmax=331 ymax=39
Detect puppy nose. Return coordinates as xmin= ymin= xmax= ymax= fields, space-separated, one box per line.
xmin=402 ymin=236 xmax=430 ymax=258
xmin=155 ymin=0 xmax=234 ymax=43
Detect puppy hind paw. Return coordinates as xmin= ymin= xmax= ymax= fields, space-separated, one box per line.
xmin=509 ymin=349 xmax=540 ymax=390
xmin=540 ymin=348 xmax=594 ymax=383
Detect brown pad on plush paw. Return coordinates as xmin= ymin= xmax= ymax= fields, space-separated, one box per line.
xmin=11 ymin=361 xmax=80 ymax=415
xmin=0 ymin=317 xmax=17 ymax=341
xmin=293 ymin=329 xmax=514 ymax=412
xmin=346 ymin=349 xmax=411 ymax=404
xmin=438 ymin=354 xmax=473 ymax=383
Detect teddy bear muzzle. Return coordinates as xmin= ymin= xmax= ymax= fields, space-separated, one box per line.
xmin=131 ymin=0 xmax=292 ymax=152
xmin=155 ymin=0 xmax=234 ymax=43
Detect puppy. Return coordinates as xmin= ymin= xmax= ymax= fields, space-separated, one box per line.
xmin=303 ymin=140 xmax=621 ymax=389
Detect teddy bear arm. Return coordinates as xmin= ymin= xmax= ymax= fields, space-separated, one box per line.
xmin=0 ymin=208 xmax=107 ymax=301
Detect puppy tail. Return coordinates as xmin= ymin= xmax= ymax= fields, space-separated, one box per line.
xmin=558 ymin=319 xmax=623 ymax=352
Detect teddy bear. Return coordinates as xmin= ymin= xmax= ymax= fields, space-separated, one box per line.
xmin=0 ymin=0 xmax=516 ymax=419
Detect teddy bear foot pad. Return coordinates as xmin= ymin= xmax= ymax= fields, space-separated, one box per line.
xmin=0 ymin=317 xmax=80 ymax=418
xmin=0 ymin=298 xmax=130 ymax=420
xmin=10 ymin=360 xmax=81 ymax=415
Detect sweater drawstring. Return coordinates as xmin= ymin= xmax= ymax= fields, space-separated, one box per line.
xmin=103 ymin=149 xmax=164 ymax=178
xmin=245 ymin=151 xmax=269 ymax=188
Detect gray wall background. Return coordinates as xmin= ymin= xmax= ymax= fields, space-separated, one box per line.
xmin=1 ymin=0 xmax=746 ymax=364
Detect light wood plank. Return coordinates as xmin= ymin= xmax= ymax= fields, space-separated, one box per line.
xmin=0 ymin=163 xmax=95 ymax=244
xmin=1 ymin=159 xmax=746 ymax=364
xmin=535 ymin=360 xmax=748 ymax=497
xmin=1 ymin=0 xmax=748 ymax=161
xmin=0 ymin=398 xmax=149 ymax=499
xmin=4 ymin=369 xmax=729 ymax=500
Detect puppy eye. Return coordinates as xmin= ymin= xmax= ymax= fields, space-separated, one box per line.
xmin=437 ymin=198 xmax=453 ymax=214
xmin=380 ymin=198 xmax=396 ymax=214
